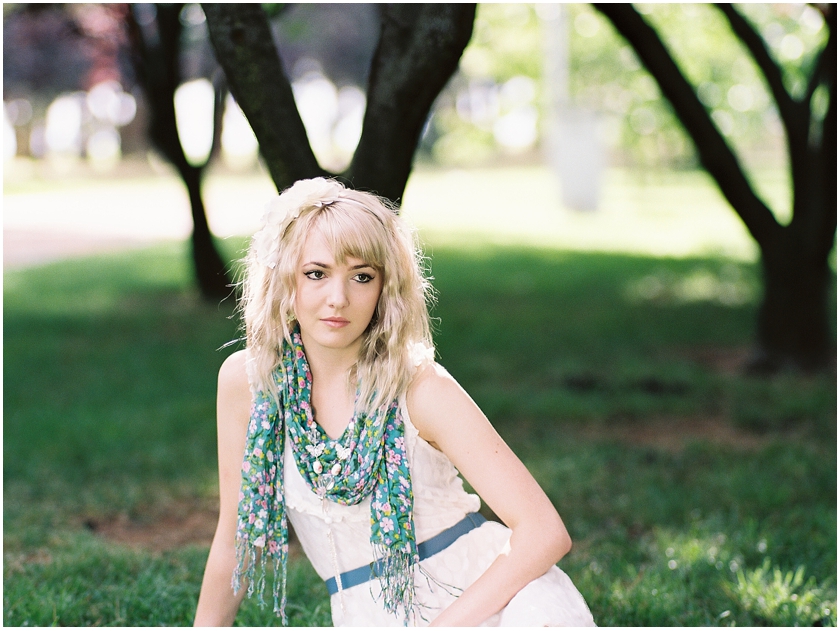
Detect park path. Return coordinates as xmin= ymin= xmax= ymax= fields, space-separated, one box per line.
xmin=4 ymin=163 xmax=760 ymax=272
xmin=3 ymin=170 xmax=274 ymax=270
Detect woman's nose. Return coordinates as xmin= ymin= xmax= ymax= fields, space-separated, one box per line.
xmin=327 ymin=279 xmax=349 ymax=308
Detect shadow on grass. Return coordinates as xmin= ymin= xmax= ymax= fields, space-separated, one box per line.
xmin=4 ymin=240 xmax=836 ymax=626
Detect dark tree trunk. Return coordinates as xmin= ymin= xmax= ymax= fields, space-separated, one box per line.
xmin=126 ymin=3 xmax=231 ymax=300
xmin=202 ymin=3 xmax=327 ymax=191
xmin=202 ymin=3 xmax=476 ymax=203
xmin=182 ymin=164 xmax=231 ymax=300
xmin=349 ymin=4 xmax=476 ymax=203
xmin=593 ymin=3 xmax=836 ymax=372
xmin=755 ymin=232 xmax=832 ymax=372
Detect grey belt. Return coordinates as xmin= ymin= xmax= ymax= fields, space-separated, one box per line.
xmin=325 ymin=512 xmax=487 ymax=595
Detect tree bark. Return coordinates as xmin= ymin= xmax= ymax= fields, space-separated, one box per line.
xmin=126 ymin=3 xmax=231 ymax=300
xmin=202 ymin=3 xmax=326 ymax=192
xmin=182 ymin=165 xmax=231 ymax=300
xmin=202 ymin=3 xmax=476 ymax=204
xmin=593 ymin=3 xmax=836 ymax=372
xmin=755 ymin=234 xmax=832 ymax=372
xmin=349 ymin=4 xmax=476 ymax=203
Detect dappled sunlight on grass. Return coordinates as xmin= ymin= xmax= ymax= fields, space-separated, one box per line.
xmin=582 ymin=520 xmax=837 ymax=626
xmin=522 ymin=436 xmax=836 ymax=626
xmin=728 ymin=559 xmax=837 ymax=626
xmin=653 ymin=524 xmax=837 ymax=626
xmin=624 ymin=262 xmax=758 ymax=306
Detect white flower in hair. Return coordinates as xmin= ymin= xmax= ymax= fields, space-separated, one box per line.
xmin=254 ymin=177 xmax=346 ymax=268
xmin=409 ymin=342 xmax=435 ymax=367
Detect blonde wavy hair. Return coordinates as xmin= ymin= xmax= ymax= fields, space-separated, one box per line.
xmin=239 ymin=178 xmax=435 ymax=415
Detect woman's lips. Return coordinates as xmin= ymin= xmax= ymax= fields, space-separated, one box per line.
xmin=321 ymin=317 xmax=350 ymax=328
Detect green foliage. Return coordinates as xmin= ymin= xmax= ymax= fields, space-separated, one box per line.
xmin=430 ymin=2 xmax=828 ymax=186
xmin=571 ymin=3 xmax=827 ymax=173
xmin=460 ymin=4 xmax=543 ymax=82
xmin=425 ymin=4 xmax=544 ymax=166
xmin=3 ymin=237 xmax=835 ymax=626
xmin=728 ymin=559 xmax=836 ymax=626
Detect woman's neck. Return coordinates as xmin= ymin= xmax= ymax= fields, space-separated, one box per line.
xmin=300 ymin=335 xmax=360 ymax=439
xmin=300 ymin=335 xmax=360 ymax=389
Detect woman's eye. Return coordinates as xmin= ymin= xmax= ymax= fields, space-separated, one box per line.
xmin=354 ymin=273 xmax=374 ymax=283
xmin=304 ymin=270 xmax=325 ymax=280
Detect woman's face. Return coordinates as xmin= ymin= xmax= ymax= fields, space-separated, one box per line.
xmin=294 ymin=230 xmax=383 ymax=357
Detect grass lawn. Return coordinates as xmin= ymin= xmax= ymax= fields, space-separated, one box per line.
xmin=4 ymin=168 xmax=837 ymax=626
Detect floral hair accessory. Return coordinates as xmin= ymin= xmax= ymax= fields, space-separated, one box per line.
xmin=254 ymin=177 xmax=346 ymax=268
xmin=409 ymin=342 xmax=435 ymax=368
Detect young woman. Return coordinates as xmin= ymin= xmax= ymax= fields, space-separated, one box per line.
xmin=194 ymin=178 xmax=595 ymax=626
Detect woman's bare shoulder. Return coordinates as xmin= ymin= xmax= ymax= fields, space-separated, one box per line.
xmin=406 ymin=361 xmax=472 ymax=436
xmin=218 ymin=349 xmax=251 ymax=399
xmin=407 ymin=361 xmax=458 ymax=398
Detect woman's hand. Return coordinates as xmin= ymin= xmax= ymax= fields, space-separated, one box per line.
xmin=407 ymin=363 xmax=572 ymax=627
xmin=194 ymin=351 xmax=252 ymax=626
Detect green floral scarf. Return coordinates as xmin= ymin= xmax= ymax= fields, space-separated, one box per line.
xmin=233 ymin=326 xmax=418 ymax=623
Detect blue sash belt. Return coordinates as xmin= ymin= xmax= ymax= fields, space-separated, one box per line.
xmin=325 ymin=512 xmax=487 ymax=595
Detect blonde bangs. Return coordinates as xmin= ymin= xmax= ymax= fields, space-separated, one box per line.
xmin=314 ymin=202 xmax=389 ymax=273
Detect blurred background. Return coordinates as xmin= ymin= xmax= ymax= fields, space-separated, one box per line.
xmin=7 ymin=3 xmax=819 ymax=264
xmin=4 ymin=3 xmax=836 ymax=626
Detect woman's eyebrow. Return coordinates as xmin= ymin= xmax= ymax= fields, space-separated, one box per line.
xmin=302 ymin=261 xmax=374 ymax=270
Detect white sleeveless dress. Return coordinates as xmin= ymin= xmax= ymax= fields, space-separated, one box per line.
xmin=284 ymin=396 xmax=596 ymax=627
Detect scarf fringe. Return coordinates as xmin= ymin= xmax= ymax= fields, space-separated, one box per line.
xmin=233 ymin=537 xmax=289 ymax=625
xmin=371 ymin=544 xmax=417 ymax=623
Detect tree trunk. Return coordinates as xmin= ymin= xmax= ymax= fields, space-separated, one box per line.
xmin=126 ymin=4 xmax=232 ymax=301
xmin=758 ymin=5 xmax=838 ymax=372
xmin=593 ymin=3 xmax=836 ymax=372
xmin=182 ymin=165 xmax=231 ymax=300
xmin=349 ymin=4 xmax=477 ymax=203
xmin=754 ymin=232 xmax=833 ymax=372
xmin=202 ymin=3 xmax=476 ymax=204
xmin=202 ymin=3 xmax=326 ymax=191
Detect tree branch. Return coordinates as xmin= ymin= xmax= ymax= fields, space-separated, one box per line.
xmin=816 ymin=6 xmax=837 ymax=260
xmin=127 ymin=3 xmax=194 ymax=176
xmin=348 ymin=4 xmax=476 ymax=203
xmin=592 ymin=3 xmax=782 ymax=250
xmin=802 ymin=8 xmax=836 ymax=108
xmin=202 ymin=3 xmax=325 ymax=191
xmin=715 ymin=4 xmax=804 ymax=136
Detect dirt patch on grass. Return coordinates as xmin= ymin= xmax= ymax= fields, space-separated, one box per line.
xmin=681 ymin=345 xmax=837 ymax=376
xmin=576 ymin=415 xmax=783 ymax=453
xmin=85 ymin=506 xmax=220 ymax=552
xmin=682 ymin=346 xmax=754 ymax=376
xmin=4 ymin=549 xmax=54 ymax=573
xmin=85 ymin=500 xmax=303 ymax=556
xmin=85 ymin=415 xmax=798 ymax=553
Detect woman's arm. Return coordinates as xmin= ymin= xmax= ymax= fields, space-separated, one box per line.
xmin=194 ymin=350 xmax=252 ymax=626
xmin=407 ymin=363 xmax=572 ymax=627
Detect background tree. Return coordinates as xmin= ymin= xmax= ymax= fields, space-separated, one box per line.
xmin=593 ymin=3 xmax=836 ymax=372
xmin=201 ymin=3 xmax=477 ymax=204
xmin=126 ymin=3 xmax=231 ymax=300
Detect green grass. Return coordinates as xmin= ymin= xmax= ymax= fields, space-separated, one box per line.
xmin=4 ymin=237 xmax=836 ymax=626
